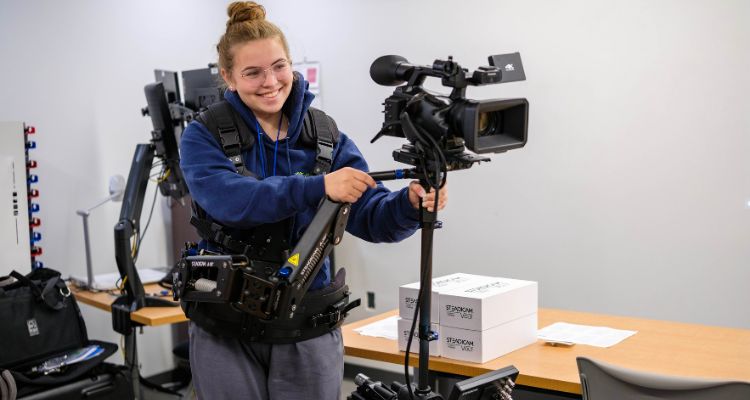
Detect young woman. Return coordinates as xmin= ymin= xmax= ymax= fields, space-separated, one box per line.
xmin=179 ymin=2 xmax=446 ymax=398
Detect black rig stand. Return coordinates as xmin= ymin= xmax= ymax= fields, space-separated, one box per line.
xmin=349 ymin=167 xmax=445 ymax=400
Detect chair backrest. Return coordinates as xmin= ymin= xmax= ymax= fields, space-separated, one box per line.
xmin=577 ymin=357 xmax=750 ymax=400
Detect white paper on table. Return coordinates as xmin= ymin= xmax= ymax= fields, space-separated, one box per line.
xmin=353 ymin=315 xmax=399 ymax=340
xmin=537 ymin=322 xmax=637 ymax=348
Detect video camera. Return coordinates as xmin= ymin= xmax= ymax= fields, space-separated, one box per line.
xmin=370 ymin=54 xmax=528 ymax=173
xmin=354 ymin=54 xmax=528 ymax=400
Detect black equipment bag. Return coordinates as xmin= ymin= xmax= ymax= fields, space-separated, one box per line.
xmin=0 ymin=268 xmax=118 ymax=392
xmin=0 ymin=268 xmax=87 ymax=369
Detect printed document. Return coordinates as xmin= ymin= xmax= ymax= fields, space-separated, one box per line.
xmin=354 ymin=315 xmax=399 ymax=340
xmin=538 ymin=322 xmax=637 ymax=348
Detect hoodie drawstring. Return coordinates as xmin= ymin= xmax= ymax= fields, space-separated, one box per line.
xmin=254 ymin=113 xmax=297 ymax=246
xmin=255 ymin=112 xmax=284 ymax=178
xmin=285 ymin=138 xmax=295 ymax=245
xmin=272 ymin=112 xmax=282 ymax=176
xmin=285 ymin=140 xmax=291 ymax=175
xmin=256 ymin=124 xmax=267 ymax=178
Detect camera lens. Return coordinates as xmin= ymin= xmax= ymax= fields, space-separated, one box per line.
xmin=478 ymin=112 xmax=498 ymax=137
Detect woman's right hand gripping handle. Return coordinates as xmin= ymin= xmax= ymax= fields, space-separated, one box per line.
xmin=323 ymin=167 xmax=377 ymax=203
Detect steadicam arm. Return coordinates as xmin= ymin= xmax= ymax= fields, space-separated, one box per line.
xmin=174 ymin=198 xmax=351 ymax=322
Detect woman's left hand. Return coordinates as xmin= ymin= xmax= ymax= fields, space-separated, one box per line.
xmin=408 ymin=181 xmax=448 ymax=212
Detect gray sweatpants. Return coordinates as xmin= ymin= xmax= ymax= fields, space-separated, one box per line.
xmin=189 ymin=322 xmax=344 ymax=400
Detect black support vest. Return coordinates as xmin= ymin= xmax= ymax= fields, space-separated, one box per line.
xmin=183 ymin=100 xmax=356 ymax=343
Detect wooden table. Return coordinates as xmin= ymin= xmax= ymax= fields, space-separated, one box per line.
xmin=342 ymin=309 xmax=750 ymax=395
xmin=72 ymin=283 xmax=188 ymax=326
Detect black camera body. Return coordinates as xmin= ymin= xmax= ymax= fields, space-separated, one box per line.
xmin=370 ymin=55 xmax=528 ymax=164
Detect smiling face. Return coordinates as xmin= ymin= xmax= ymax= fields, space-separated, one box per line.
xmin=221 ymin=37 xmax=293 ymax=124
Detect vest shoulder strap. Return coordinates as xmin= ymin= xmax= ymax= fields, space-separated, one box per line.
xmin=191 ymin=101 xmax=342 ymax=253
xmin=195 ymin=101 xmax=340 ymax=176
xmin=303 ymin=107 xmax=340 ymax=175
xmin=195 ymin=101 xmax=256 ymax=177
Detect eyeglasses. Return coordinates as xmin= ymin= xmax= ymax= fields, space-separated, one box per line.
xmin=239 ymin=59 xmax=291 ymax=83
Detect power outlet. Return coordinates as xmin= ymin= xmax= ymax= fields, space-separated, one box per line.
xmin=366 ymin=291 xmax=376 ymax=310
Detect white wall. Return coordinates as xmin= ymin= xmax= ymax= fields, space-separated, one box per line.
xmin=267 ymin=0 xmax=750 ymax=329
xmin=1 ymin=0 xmax=748 ymax=374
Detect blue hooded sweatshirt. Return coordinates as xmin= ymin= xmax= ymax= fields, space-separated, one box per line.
xmin=179 ymin=74 xmax=420 ymax=290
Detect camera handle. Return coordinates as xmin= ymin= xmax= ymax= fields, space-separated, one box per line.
xmin=366 ymin=168 xmax=444 ymax=400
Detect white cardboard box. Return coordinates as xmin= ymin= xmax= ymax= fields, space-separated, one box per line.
xmin=439 ymin=277 xmax=538 ymax=331
xmin=398 ymin=273 xmax=485 ymax=323
xmin=440 ymin=313 xmax=537 ymax=363
xmin=397 ymin=318 xmax=440 ymax=356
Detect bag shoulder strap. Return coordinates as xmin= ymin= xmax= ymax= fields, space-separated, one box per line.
xmin=1 ymin=369 xmax=16 ymax=400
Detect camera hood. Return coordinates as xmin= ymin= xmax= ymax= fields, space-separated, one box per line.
xmin=450 ymin=98 xmax=529 ymax=154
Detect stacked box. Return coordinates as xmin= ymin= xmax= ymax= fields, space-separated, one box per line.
xmin=439 ymin=277 xmax=538 ymax=363
xmin=440 ymin=313 xmax=537 ymax=363
xmin=397 ymin=318 xmax=440 ymax=356
xmin=398 ymin=273 xmax=485 ymax=323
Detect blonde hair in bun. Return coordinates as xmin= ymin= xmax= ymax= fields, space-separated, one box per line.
xmin=217 ymin=2 xmax=291 ymax=73
xmin=226 ymin=1 xmax=266 ymax=27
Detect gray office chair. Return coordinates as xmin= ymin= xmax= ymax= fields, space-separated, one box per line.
xmin=577 ymin=357 xmax=750 ymax=400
